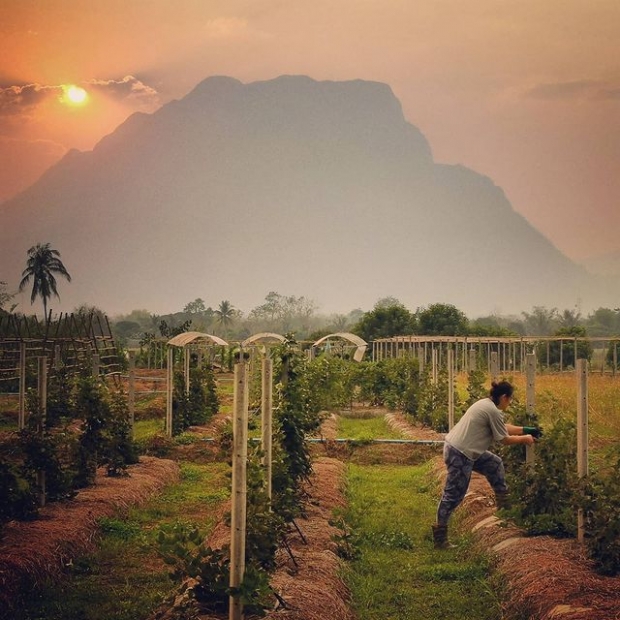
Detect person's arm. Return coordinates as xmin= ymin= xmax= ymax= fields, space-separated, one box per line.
xmin=506 ymin=423 xmax=543 ymax=438
xmin=501 ymin=433 xmax=535 ymax=446
xmin=506 ymin=424 xmax=524 ymax=435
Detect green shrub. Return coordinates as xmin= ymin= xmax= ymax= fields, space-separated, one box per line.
xmin=579 ymin=448 xmax=620 ymax=575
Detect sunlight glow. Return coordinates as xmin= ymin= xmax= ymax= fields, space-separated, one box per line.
xmin=62 ymin=85 xmax=88 ymax=105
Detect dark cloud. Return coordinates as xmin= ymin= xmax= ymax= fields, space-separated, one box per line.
xmin=0 ymin=75 xmax=159 ymax=117
xmin=525 ymin=79 xmax=620 ymax=101
xmin=0 ymin=83 xmax=59 ymax=116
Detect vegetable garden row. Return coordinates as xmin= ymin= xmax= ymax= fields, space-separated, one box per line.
xmin=1 ymin=332 xmax=620 ymax=619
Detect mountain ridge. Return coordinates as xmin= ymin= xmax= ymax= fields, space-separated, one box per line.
xmin=0 ymin=75 xmax=613 ymax=318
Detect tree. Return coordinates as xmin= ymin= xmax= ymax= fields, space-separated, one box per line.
xmin=352 ymin=304 xmax=416 ymax=342
xmin=214 ymin=300 xmax=237 ymax=335
xmin=183 ymin=298 xmax=207 ymax=314
xmin=0 ymin=281 xmax=16 ymax=312
xmin=521 ymin=306 xmax=559 ymax=336
xmin=18 ymin=243 xmax=71 ymax=320
xmin=417 ymin=303 xmax=468 ymax=336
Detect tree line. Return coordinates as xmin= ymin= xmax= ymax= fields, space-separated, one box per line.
xmin=2 ymin=244 xmax=619 ymax=344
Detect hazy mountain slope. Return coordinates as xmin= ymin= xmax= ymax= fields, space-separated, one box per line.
xmin=0 ymin=75 xmax=611 ymax=317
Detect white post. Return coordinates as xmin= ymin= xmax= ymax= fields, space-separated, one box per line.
xmin=576 ymin=359 xmax=588 ymax=544
xmin=128 ymin=351 xmax=136 ymax=436
xmin=261 ymin=356 xmax=273 ymax=501
xmin=490 ymin=351 xmax=499 ymax=382
xmin=37 ymin=356 xmax=48 ymax=506
xmin=432 ymin=347 xmax=438 ymax=385
xmin=525 ymin=353 xmax=536 ymax=466
xmin=468 ymin=348 xmax=477 ymax=372
xmin=184 ymin=346 xmax=190 ymax=396
xmin=230 ymin=360 xmax=249 ymax=620
xmin=18 ymin=341 xmax=26 ymax=430
xmin=166 ymin=347 xmax=174 ymax=437
xmin=447 ymin=348 xmax=455 ymax=430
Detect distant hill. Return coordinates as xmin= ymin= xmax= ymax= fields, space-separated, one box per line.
xmin=0 ymin=75 xmax=615 ymax=317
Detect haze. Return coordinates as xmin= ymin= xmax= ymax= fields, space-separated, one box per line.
xmin=1 ymin=1 xmax=619 ymax=317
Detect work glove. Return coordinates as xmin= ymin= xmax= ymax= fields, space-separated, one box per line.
xmin=523 ymin=426 xmax=543 ymax=439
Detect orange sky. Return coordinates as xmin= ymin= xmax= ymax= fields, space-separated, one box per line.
xmin=1 ymin=0 xmax=619 ymax=263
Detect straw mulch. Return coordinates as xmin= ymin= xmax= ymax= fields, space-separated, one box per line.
xmin=265 ymin=457 xmax=353 ymax=620
xmin=0 ymin=456 xmax=181 ymax=616
xmin=164 ymin=457 xmax=353 ymax=620
xmin=384 ymin=411 xmax=446 ymax=442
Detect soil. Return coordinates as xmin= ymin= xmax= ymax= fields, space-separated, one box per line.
xmin=1 ymin=409 xmax=619 ymax=620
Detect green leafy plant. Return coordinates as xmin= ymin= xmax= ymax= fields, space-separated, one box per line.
xmin=578 ymin=448 xmax=620 ymax=575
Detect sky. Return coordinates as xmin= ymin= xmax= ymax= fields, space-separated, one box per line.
xmin=1 ymin=0 xmax=619 ymax=267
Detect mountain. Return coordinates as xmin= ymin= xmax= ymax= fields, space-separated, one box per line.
xmin=0 ymin=75 xmax=614 ymax=318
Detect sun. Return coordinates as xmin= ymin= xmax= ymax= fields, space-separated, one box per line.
xmin=62 ymin=85 xmax=89 ymax=106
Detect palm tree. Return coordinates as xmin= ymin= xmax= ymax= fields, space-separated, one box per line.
xmin=214 ymin=300 xmax=236 ymax=335
xmin=18 ymin=243 xmax=72 ymax=320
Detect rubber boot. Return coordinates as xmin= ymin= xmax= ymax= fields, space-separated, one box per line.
xmin=431 ymin=524 xmax=455 ymax=549
xmin=495 ymin=491 xmax=511 ymax=510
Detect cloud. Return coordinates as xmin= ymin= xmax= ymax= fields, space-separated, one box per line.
xmin=524 ymin=79 xmax=620 ymax=101
xmin=203 ymin=17 xmax=270 ymax=40
xmin=0 ymin=75 xmax=160 ymax=117
xmin=0 ymin=83 xmax=59 ymax=116
xmin=85 ymin=75 xmax=160 ymax=110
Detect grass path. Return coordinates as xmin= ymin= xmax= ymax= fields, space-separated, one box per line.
xmin=342 ymin=461 xmax=504 ymax=620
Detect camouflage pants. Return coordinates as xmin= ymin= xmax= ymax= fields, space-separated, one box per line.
xmin=436 ymin=442 xmax=507 ymax=526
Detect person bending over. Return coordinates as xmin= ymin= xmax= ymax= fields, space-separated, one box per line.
xmin=432 ymin=380 xmax=541 ymax=549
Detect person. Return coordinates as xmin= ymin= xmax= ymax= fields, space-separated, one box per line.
xmin=432 ymin=380 xmax=542 ymax=549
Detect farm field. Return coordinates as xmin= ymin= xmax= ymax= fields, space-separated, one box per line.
xmin=2 ymin=367 xmax=620 ymax=619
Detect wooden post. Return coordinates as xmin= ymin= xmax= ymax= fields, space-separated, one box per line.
xmin=166 ymin=347 xmax=174 ymax=437
xmin=37 ymin=356 xmax=48 ymax=507
xmin=431 ymin=348 xmax=438 ymax=385
xmin=230 ymin=360 xmax=249 ymax=620
xmin=92 ymin=353 xmax=100 ymax=379
xmin=261 ymin=356 xmax=273 ymax=501
xmin=525 ymin=353 xmax=536 ymax=466
xmin=128 ymin=351 xmax=136 ymax=436
xmin=447 ymin=348 xmax=455 ymax=430
xmin=613 ymin=342 xmax=617 ymax=377
xmin=490 ymin=351 xmax=499 ymax=382
xmin=54 ymin=344 xmax=61 ymax=370
xmin=576 ymin=359 xmax=588 ymax=544
xmin=18 ymin=341 xmax=26 ymax=430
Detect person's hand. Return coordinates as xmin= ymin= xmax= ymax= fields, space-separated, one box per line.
xmin=523 ymin=426 xmax=543 ymax=439
xmin=523 ymin=434 xmax=535 ymax=446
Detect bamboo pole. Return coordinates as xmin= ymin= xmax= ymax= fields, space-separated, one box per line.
xmin=576 ymin=359 xmax=589 ymax=544
xmin=230 ymin=360 xmax=249 ymax=620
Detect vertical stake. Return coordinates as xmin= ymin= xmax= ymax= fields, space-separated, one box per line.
xmin=525 ymin=353 xmax=536 ymax=466
xmin=128 ymin=351 xmax=136 ymax=436
xmin=230 ymin=360 xmax=249 ymax=620
xmin=576 ymin=359 xmax=588 ymax=544
xmin=261 ymin=356 xmax=273 ymax=501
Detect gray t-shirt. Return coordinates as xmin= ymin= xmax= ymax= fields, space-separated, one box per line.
xmin=445 ymin=397 xmax=509 ymax=460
